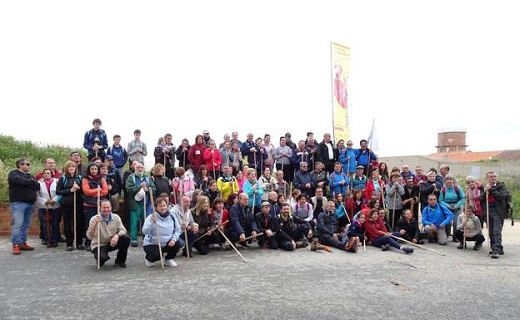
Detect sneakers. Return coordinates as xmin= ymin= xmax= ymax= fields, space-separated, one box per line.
xmin=491 ymin=252 xmax=499 ymax=259
xmin=309 ymin=240 xmax=322 ymax=251
xmin=381 ymin=244 xmax=390 ymax=251
xmin=66 ymin=246 xmax=74 ymax=251
xmin=85 ymin=246 xmax=91 ymax=252
xmin=457 ymin=244 xmax=465 ymax=250
xmin=13 ymin=245 xmax=21 ymax=255
xmin=77 ymin=245 xmax=85 ymax=250
xmin=165 ymin=259 xmax=177 ymax=267
xmin=19 ymin=243 xmax=34 ymax=251
xmin=145 ymin=259 xmax=155 ymax=267
xmin=402 ymin=246 xmax=414 ymax=254
xmin=131 ymin=241 xmax=138 ymax=247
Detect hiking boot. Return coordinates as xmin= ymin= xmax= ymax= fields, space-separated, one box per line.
xmin=457 ymin=244 xmax=464 ymax=250
xmin=66 ymin=246 xmax=74 ymax=251
xmin=491 ymin=252 xmax=499 ymax=259
xmin=19 ymin=243 xmax=34 ymax=251
xmin=238 ymin=242 xmax=250 ymax=249
xmin=402 ymin=246 xmax=414 ymax=254
xmin=145 ymin=258 xmax=154 ymax=267
xmin=41 ymin=240 xmax=48 ymax=246
xmin=345 ymin=237 xmax=358 ymax=251
xmin=381 ymin=244 xmax=390 ymax=251
xmin=13 ymin=245 xmax=21 ymax=255
xmin=76 ymin=245 xmax=85 ymax=250
xmin=131 ymin=241 xmax=138 ymax=247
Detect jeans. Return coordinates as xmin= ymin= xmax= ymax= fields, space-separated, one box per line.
xmin=10 ymin=202 xmax=35 ymax=246
xmin=38 ymin=208 xmax=60 ymax=244
xmin=371 ymin=236 xmax=402 ymax=250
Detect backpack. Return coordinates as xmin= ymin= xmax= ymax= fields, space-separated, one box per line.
xmin=441 ymin=186 xmax=461 ymax=199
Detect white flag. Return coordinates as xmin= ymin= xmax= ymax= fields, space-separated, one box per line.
xmin=367 ymin=118 xmax=379 ymax=155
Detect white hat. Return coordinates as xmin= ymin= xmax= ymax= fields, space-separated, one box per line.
xmin=135 ymin=188 xmax=145 ymax=201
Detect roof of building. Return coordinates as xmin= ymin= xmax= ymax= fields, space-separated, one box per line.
xmin=426 ymin=150 xmax=520 ymax=163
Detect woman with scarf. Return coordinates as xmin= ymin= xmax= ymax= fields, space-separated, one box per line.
xmin=82 ymin=163 xmax=108 ymax=251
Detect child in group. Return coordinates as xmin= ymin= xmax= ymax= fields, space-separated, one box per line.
xmin=346 ymin=212 xmax=366 ymax=252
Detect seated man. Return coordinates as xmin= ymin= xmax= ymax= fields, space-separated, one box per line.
xmin=228 ymin=193 xmax=258 ymax=246
xmin=455 ymin=205 xmax=485 ymax=250
xmin=421 ymin=194 xmax=453 ymax=245
xmin=254 ymin=202 xmax=279 ymax=249
xmin=86 ymin=199 xmax=130 ymax=268
xmin=317 ymin=201 xmax=354 ymax=252
xmin=171 ymin=195 xmax=198 ymax=256
xmin=275 ymin=203 xmax=314 ymax=251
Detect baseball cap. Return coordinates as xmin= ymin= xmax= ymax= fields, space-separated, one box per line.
xmin=105 ymin=155 xmax=114 ymax=160
xmin=261 ymin=201 xmax=271 ymax=207
xmin=356 ymin=165 xmax=364 ymax=169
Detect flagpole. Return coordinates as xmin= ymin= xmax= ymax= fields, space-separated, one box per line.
xmin=330 ymin=42 xmax=336 ymax=143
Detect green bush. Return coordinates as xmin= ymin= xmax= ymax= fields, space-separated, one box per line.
xmin=0 ymin=134 xmax=85 ymax=203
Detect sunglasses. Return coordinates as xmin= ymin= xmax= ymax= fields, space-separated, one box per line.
xmin=23 ymin=163 xmax=31 ymax=166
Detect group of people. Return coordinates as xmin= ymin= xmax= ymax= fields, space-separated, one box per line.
xmin=6 ymin=120 xmax=512 ymax=268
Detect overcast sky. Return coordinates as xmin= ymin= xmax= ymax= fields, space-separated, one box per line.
xmin=1 ymin=0 xmax=518 ymax=164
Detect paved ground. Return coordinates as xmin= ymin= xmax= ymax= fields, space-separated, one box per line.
xmin=1 ymin=221 xmax=519 ymax=320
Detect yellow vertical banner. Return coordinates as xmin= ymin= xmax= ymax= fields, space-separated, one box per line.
xmin=331 ymin=42 xmax=350 ymax=143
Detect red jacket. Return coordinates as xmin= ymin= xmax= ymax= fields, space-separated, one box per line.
xmin=188 ymin=143 xmax=207 ymax=171
xmin=364 ymin=218 xmax=388 ymax=241
xmin=364 ymin=178 xmax=385 ymax=203
xmin=203 ymin=148 xmax=223 ymax=172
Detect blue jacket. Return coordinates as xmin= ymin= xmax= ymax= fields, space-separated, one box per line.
xmin=229 ymin=203 xmax=258 ymax=235
xmin=242 ymin=180 xmax=264 ymax=208
xmin=83 ymin=129 xmax=108 ymax=160
xmin=329 ymin=170 xmax=349 ymax=197
xmin=422 ymin=204 xmax=453 ymax=228
xmin=356 ymin=148 xmax=377 ymax=166
xmin=142 ymin=212 xmax=181 ymax=247
xmin=107 ymin=144 xmax=128 ymax=169
xmin=317 ymin=211 xmax=338 ymax=235
xmin=339 ymin=148 xmax=358 ymax=174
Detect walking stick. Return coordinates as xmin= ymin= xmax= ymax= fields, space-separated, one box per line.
xmin=463 ymin=188 xmax=469 ymax=250
xmin=218 ymin=229 xmax=247 ymax=263
xmin=97 ymin=188 xmax=101 ymax=270
xmin=73 ymin=191 xmax=77 ymax=249
xmin=486 ymin=191 xmax=490 ymax=255
xmin=418 ymin=191 xmax=423 ymax=231
xmin=341 ymin=204 xmax=352 ymax=224
xmin=149 ymin=190 xmax=164 ymax=271
xmin=195 ymin=220 xmax=229 ymax=242
xmin=45 ymin=205 xmax=52 ymax=248
xmin=392 ymin=192 xmax=397 ymax=230
xmin=212 ymin=152 xmax=216 ymax=182
xmin=389 ymin=234 xmax=446 ymax=256
xmin=243 ymin=232 xmax=263 ymax=242
xmin=363 ymin=237 xmax=366 ymax=252
xmin=179 ymin=184 xmax=189 ymax=259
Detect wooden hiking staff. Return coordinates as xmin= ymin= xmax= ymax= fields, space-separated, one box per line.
xmin=180 ymin=184 xmax=189 ymax=259
xmin=44 ymin=205 xmax=52 ymax=248
xmin=218 ymin=229 xmax=247 ymax=263
xmin=243 ymin=232 xmax=263 ymax=242
xmin=486 ymin=191 xmax=490 ymax=255
xmin=389 ymin=234 xmax=446 ymax=256
xmin=463 ymin=188 xmax=469 ymax=250
xmin=341 ymin=204 xmax=352 ymax=224
xmin=363 ymin=237 xmax=366 ymax=252
xmin=194 ymin=220 xmax=229 ymax=242
xmin=392 ymin=192 xmax=397 ymax=230
xmin=97 ymin=188 xmax=101 ymax=270
xmin=73 ymin=191 xmax=77 ymax=249
xmin=150 ymin=189 xmax=164 ymax=271
xmin=417 ymin=191 xmax=423 ymax=231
